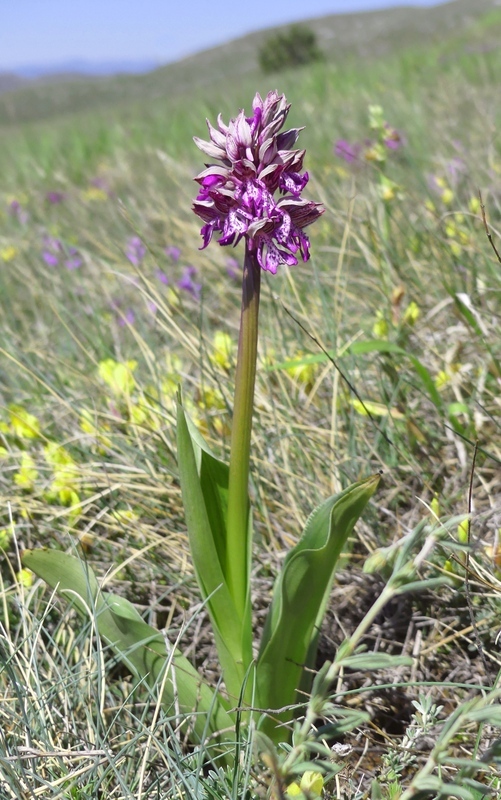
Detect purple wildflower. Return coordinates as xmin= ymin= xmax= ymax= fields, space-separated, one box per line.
xmin=446 ymin=156 xmax=466 ymax=185
xmin=126 ymin=236 xmax=146 ymax=266
xmin=177 ymin=266 xmax=201 ymax=299
xmin=165 ymin=245 xmax=181 ymax=261
xmin=91 ymin=176 xmax=112 ymax=196
xmin=64 ymin=247 xmax=82 ymax=270
xmin=9 ymin=200 xmax=29 ymax=225
xmin=43 ymin=251 xmax=59 ymax=267
xmin=155 ymin=269 xmax=169 ymax=284
xmin=192 ymin=91 xmax=323 ymax=275
xmin=46 ymin=191 xmax=65 ymax=204
xmin=41 ymin=236 xmax=82 ymax=269
xmin=225 ymin=256 xmax=240 ymax=280
xmin=118 ymin=308 xmax=136 ymax=326
xmin=42 ymin=236 xmax=62 ymax=266
xmin=334 ymin=139 xmax=360 ymax=163
xmin=383 ymin=124 xmax=404 ymax=152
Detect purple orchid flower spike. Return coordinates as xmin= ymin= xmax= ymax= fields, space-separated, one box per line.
xmin=192 ymin=90 xmax=323 ymax=274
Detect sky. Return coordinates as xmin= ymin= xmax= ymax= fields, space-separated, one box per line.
xmin=0 ymin=0 xmax=448 ymax=72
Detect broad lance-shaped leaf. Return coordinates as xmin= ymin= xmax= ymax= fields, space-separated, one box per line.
xmin=22 ymin=549 xmax=234 ymax=745
xmin=176 ymin=396 xmax=253 ymax=705
xmin=256 ymin=474 xmax=380 ymax=739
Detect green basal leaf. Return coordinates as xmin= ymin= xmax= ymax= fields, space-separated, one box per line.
xmin=176 ymin=396 xmax=253 ymax=705
xmin=22 ymin=549 xmax=234 ymax=745
xmin=256 ymin=473 xmax=380 ymax=740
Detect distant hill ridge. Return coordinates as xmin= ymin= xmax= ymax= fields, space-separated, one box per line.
xmin=3 ymin=59 xmax=159 ymax=80
xmin=0 ymin=0 xmax=499 ymax=126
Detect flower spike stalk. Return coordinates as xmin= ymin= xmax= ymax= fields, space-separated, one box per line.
xmin=225 ymin=243 xmax=260 ymax=616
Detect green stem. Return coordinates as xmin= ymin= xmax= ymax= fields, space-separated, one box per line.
xmin=226 ymin=243 xmax=261 ymax=618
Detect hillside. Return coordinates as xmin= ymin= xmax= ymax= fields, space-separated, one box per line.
xmin=0 ymin=0 xmax=499 ymax=127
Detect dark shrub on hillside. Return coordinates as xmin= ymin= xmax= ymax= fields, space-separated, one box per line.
xmin=258 ymin=25 xmax=324 ymax=74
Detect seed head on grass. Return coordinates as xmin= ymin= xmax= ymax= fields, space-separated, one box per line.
xmin=192 ymin=90 xmax=323 ymax=274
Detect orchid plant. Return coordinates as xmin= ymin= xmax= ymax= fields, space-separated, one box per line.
xmin=23 ymin=91 xmax=380 ymax=751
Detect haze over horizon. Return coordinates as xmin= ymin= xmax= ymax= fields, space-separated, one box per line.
xmin=1 ymin=0 xmax=448 ymax=75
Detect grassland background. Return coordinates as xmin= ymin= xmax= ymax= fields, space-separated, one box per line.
xmin=1 ymin=2 xmax=501 ymax=797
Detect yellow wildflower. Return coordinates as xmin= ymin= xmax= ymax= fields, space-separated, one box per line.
xmin=44 ymin=443 xmax=80 ymax=507
xmin=377 ymin=175 xmax=401 ymax=203
xmin=402 ymin=301 xmax=421 ymax=325
xmin=1 ymin=245 xmax=17 ymax=262
xmin=98 ymin=358 xmax=137 ymax=395
xmin=364 ymin=143 xmax=386 ymax=162
xmin=469 ymin=196 xmax=481 ymax=214
xmin=430 ymin=495 xmax=440 ymax=518
xmin=286 ymin=771 xmax=324 ymax=799
xmin=457 ymin=519 xmax=469 ymax=544
xmin=285 ymin=352 xmax=317 ymax=386
xmin=110 ymin=509 xmax=139 ymax=525
xmin=14 ymin=453 xmax=38 ymax=490
xmin=441 ymin=188 xmax=454 ymax=205
xmin=9 ymin=405 xmax=40 ymax=439
xmin=435 ymin=370 xmax=449 ymax=390
xmin=210 ymin=330 xmax=234 ymax=370
xmin=372 ymin=311 xmax=389 ymax=339
xmin=17 ymin=569 xmax=34 ymax=588
xmin=82 ymin=186 xmax=108 ymax=202
xmin=351 ymin=399 xmax=404 ymax=419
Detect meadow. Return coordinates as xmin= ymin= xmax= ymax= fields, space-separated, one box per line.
xmin=1 ymin=5 xmax=501 ymax=798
